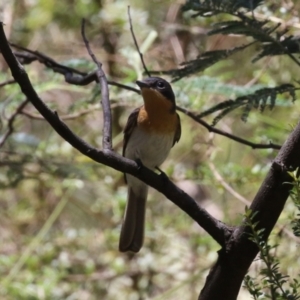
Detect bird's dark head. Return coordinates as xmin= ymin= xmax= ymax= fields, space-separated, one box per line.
xmin=136 ymin=77 xmax=176 ymax=112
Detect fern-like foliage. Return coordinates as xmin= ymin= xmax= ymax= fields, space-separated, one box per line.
xmin=197 ymin=83 xmax=296 ymax=125
xmin=244 ymin=208 xmax=300 ymax=300
xmin=151 ymin=1 xmax=300 ymax=122
xmin=287 ymin=170 xmax=300 ymax=237
xmin=152 ymin=1 xmax=300 ymax=81
xmin=206 ymin=14 xmax=298 ymax=63
xmin=151 ymin=44 xmax=251 ymax=82
xmin=253 ymin=35 xmax=300 ymax=62
xmin=207 ymin=15 xmax=278 ymax=42
xmin=182 ymin=0 xmax=263 ymax=16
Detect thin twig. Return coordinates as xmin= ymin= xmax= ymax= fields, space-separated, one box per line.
xmin=0 ymin=99 xmax=29 ymax=148
xmin=176 ymin=106 xmax=281 ymax=150
xmin=21 ymin=103 xmax=131 ymax=120
xmin=22 ymin=107 xmax=97 ymax=120
xmin=209 ymin=161 xmax=300 ymax=243
xmin=208 ymin=161 xmax=250 ymax=206
xmin=0 ymin=78 xmax=15 ymax=87
xmin=11 ymin=44 xmax=142 ymax=92
xmin=81 ymin=19 xmax=112 ymax=150
xmin=108 ymin=80 xmax=139 ymax=93
xmin=127 ymin=6 xmax=151 ymax=78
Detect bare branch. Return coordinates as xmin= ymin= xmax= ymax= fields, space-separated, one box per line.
xmin=199 ymin=121 xmax=300 ymax=299
xmin=127 ymin=6 xmax=151 ymax=78
xmin=11 ymin=44 xmax=140 ymax=91
xmin=81 ymin=19 xmax=112 ymax=150
xmin=0 ymin=99 xmax=29 ymax=148
xmin=0 ymin=78 xmax=15 ymax=87
xmin=21 ymin=103 xmax=130 ymax=121
xmin=21 ymin=107 xmax=97 ymax=120
xmin=0 ymin=21 xmax=230 ymax=247
xmin=176 ymin=106 xmax=281 ymax=150
xmin=208 ymin=161 xmax=250 ymax=206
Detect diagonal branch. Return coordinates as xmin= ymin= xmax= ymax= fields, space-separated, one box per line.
xmin=11 ymin=43 xmax=139 ymax=92
xmin=0 ymin=78 xmax=15 ymax=87
xmin=0 ymin=21 xmax=231 ymax=247
xmin=176 ymin=106 xmax=281 ymax=150
xmin=127 ymin=6 xmax=151 ymax=77
xmin=199 ymin=118 xmax=300 ymax=300
xmin=0 ymin=99 xmax=29 ymax=148
xmin=21 ymin=103 xmax=130 ymax=121
xmin=81 ymin=19 xmax=112 ymax=150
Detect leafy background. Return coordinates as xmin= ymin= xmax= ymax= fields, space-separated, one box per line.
xmin=1 ymin=0 xmax=300 ymax=299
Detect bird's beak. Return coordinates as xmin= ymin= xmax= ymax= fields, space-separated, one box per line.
xmin=136 ymin=80 xmax=150 ymax=89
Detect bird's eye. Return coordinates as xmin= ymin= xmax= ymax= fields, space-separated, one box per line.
xmin=156 ymin=81 xmax=165 ymax=89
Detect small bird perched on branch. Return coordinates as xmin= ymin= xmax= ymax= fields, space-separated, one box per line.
xmin=119 ymin=77 xmax=181 ymax=253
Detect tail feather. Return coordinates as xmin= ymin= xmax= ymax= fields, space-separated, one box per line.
xmin=119 ymin=185 xmax=148 ymax=253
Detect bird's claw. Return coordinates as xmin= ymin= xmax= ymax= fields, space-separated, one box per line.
xmin=156 ymin=166 xmax=169 ymax=182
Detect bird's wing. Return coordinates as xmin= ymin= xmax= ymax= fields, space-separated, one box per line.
xmin=123 ymin=107 xmax=140 ymax=156
xmin=173 ymin=113 xmax=181 ymax=146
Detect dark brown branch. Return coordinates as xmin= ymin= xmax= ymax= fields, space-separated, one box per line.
xmin=0 ymin=99 xmax=29 ymax=148
xmin=107 ymin=80 xmax=139 ymax=93
xmin=8 ymin=44 xmax=281 ymax=150
xmin=176 ymin=106 xmax=281 ymax=150
xmin=199 ymin=120 xmax=300 ymax=300
xmin=81 ymin=19 xmax=112 ymax=150
xmin=11 ymin=44 xmax=140 ymax=91
xmin=0 ymin=21 xmax=230 ymax=247
xmin=127 ymin=6 xmax=151 ymax=77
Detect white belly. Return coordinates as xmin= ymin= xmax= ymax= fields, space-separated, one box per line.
xmin=124 ymin=127 xmax=174 ymax=170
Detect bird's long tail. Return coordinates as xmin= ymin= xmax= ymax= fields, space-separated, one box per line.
xmin=119 ymin=184 xmax=148 ymax=253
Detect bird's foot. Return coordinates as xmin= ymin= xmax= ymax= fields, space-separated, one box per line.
xmin=155 ymin=166 xmax=169 ymax=182
xmin=135 ymin=158 xmax=144 ymax=170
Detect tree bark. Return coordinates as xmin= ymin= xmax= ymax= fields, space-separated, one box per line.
xmin=199 ymin=124 xmax=300 ymax=299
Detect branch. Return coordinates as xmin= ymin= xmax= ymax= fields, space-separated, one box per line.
xmin=21 ymin=103 xmax=130 ymax=121
xmin=0 ymin=21 xmax=230 ymax=247
xmin=176 ymin=106 xmax=281 ymax=150
xmin=209 ymin=161 xmax=300 ymax=243
xmin=0 ymin=99 xmax=29 ymax=148
xmin=0 ymin=78 xmax=15 ymax=87
xmin=12 ymin=43 xmax=139 ymax=92
xmin=208 ymin=161 xmax=250 ymax=206
xmin=199 ymin=123 xmax=300 ymax=299
xmin=127 ymin=6 xmax=151 ymax=77
xmin=81 ymin=19 xmax=112 ymax=150
xmin=21 ymin=107 xmax=96 ymax=120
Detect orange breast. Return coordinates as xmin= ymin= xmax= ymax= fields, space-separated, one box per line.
xmin=137 ymin=89 xmax=178 ymax=134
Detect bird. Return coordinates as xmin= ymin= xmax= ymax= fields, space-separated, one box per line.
xmin=119 ymin=76 xmax=181 ymax=253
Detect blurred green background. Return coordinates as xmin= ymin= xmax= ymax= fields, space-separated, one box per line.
xmin=1 ymin=0 xmax=300 ymax=299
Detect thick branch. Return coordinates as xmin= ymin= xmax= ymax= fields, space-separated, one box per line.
xmin=199 ymin=122 xmax=300 ymax=299
xmin=0 ymin=22 xmax=230 ymax=247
